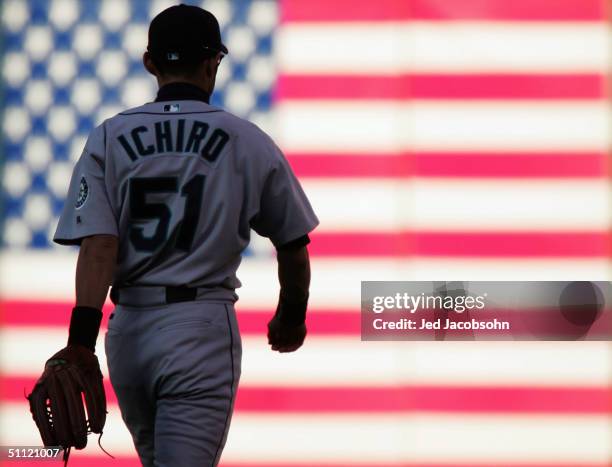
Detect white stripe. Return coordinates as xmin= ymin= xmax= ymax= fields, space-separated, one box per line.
xmin=0 ymin=251 xmax=77 ymax=301
xmin=2 ymin=328 xmax=610 ymax=386
xmin=303 ymin=178 xmax=611 ymax=231
xmin=1 ymin=254 xmax=611 ymax=307
xmin=1 ymin=403 xmax=610 ymax=462
xmin=226 ymin=413 xmax=612 ymax=463
xmin=241 ymin=338 xmax=612 ymax=387
xmin=277 ymin=101 xmax=611 ymax=152
xmin=278 ymin=22 xmax=611 ymax=73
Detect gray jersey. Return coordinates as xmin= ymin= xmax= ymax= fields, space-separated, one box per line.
xmin=54 ymin=100 xmax=319 ymax=297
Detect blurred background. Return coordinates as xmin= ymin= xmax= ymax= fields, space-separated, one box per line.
xmin=0 ymin=0 xmax=610 ymax=465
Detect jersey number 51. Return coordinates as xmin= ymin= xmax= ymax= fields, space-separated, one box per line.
xmin=129 ymin=174 xmax=204 ymax=252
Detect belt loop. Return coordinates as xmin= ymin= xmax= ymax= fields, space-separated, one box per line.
xmin=110 ymin=287 xmax=119 ymax=305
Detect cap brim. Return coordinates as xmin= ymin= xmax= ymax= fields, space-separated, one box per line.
xmin=220 ymin=43 xmax=228 ymax=54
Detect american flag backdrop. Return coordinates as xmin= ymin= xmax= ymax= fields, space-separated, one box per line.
xmin=0 ymin=0 xmax=611 ymax=465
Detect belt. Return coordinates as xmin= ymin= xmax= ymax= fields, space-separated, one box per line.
xmin=110 ymin=285 xmax=237 ymax=307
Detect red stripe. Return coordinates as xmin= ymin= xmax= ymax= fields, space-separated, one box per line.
xmin=237 ymin=310 xmax=358 ymax=335
xmin=287 ymin=153 xmax=609 ymax=178
xmin=309 ymin=232 xmax=610 ymax=257
xmin=2 ymin=301 xmax=611 ymax=334
xmin=277 ymin=74 xmax=607 ymax=100
xmin=281 ymin=0 xmax=608 ymax=22
xmin=235 ymin=386 xmax=612 ymax=414
xmin=5 ymin=376 xmax=609 ymax=413
xmin=0 ymin=301 xmax=359 ymax=334
xmin=5 ymin=461 xmax=610 ymax=467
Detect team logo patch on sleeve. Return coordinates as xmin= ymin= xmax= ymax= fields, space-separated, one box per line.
xmin=75 ymin=176 xmax=89 ymax=209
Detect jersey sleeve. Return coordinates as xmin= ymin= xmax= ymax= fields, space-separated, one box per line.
xmin=250 ymin=140 xmax=319 ymax=247
xmin=53 ymin=124 xmax=118 ymax=245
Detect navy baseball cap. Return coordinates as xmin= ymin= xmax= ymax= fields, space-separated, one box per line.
xmin=147 ymin=4 xmax=228 ymax=64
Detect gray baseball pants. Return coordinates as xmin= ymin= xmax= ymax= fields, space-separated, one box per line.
xmin=105 ymin=299 xmax=241 ymax=467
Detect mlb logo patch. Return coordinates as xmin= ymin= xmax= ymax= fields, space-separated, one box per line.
xmin=164 ymin=104 xmax=180 ymax=112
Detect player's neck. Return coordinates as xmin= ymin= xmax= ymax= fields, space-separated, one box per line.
xmin=155 ymin=81 xmax=211 ymax=104
xmin=156 ymin=76 xmax=212 ymax=98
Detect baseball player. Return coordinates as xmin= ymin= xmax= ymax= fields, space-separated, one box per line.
xmin=31 ymin=4 xmax=318 ymax=466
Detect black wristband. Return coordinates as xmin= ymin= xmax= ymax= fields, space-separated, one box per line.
xmin=275 ymin=291 xmax=308 ymax=326
xmin=68 ymin=306 xmax=103 ymax=352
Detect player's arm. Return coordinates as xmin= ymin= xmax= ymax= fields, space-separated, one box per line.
xmin=268 ymin=242 xmax=311 ymax=353
xmin=249 ymin=135 xmax=318 ymax=353
xmin=277 ymin=245 xmax=310 ymax=309
xmin=68 ymin=234 xmax=118 ymax=352
xmin=76 ymin=234 xmax=118 ymax=309
xmin=28 ymin=125 xmax=116 ymax=453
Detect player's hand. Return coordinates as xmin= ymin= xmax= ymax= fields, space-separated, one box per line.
xmin=267 ymin=316 xmax=307 ymax=353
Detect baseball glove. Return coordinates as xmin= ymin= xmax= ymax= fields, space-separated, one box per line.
xmin=27 ymin=345 xmax=107 ymax=462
